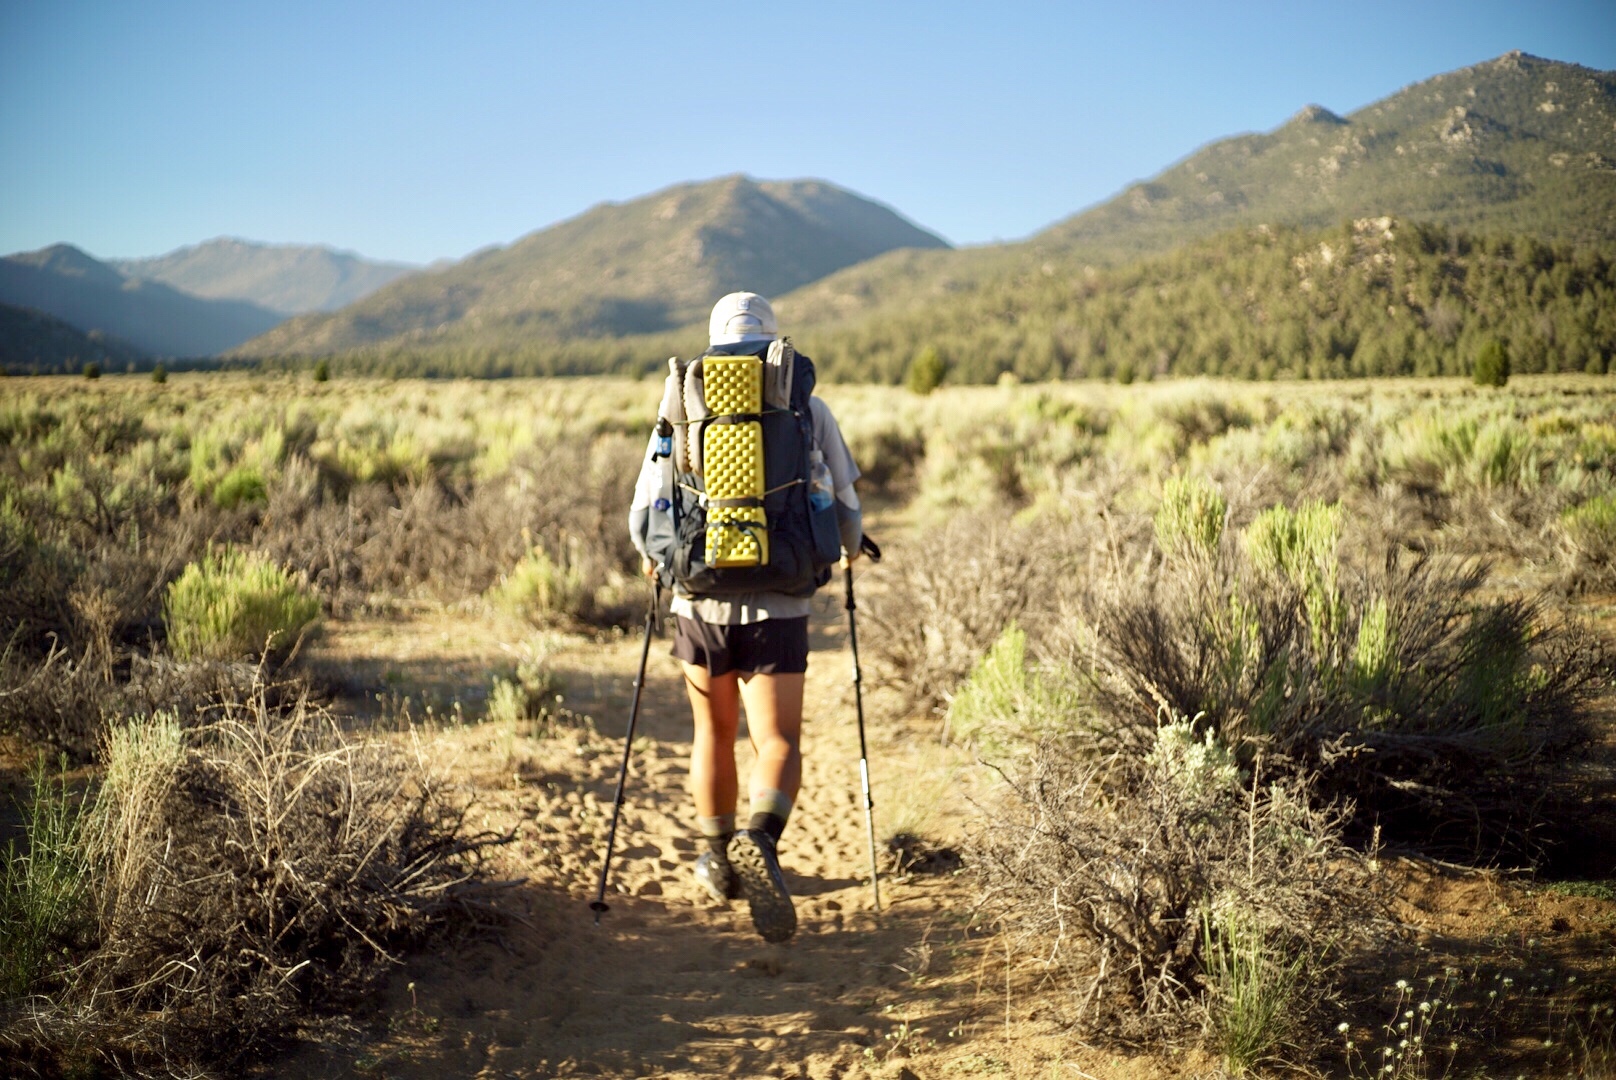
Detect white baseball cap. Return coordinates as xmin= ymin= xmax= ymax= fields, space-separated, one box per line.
xmin=708 ymin=292 xmax=778 ymax=346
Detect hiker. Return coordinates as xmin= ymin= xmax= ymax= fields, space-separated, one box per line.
xmin=627 ymin=292 xmax=863 ymax=943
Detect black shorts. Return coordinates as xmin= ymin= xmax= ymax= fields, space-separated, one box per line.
xmin=671 ymin=615 xmax=809 ymax=677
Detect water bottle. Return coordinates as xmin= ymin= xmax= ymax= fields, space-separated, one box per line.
xmin=808 ymin=449 xmax=834 ymax=512
xmin=653 ymin=417 xmax=673 ymax=460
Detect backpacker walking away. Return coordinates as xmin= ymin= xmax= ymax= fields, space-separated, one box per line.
xmin=628 ymin=291 xmax=865 ymax=943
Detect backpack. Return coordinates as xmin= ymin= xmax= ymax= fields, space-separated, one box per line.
xmin=644 ymin=339 xmax=842 ymax=598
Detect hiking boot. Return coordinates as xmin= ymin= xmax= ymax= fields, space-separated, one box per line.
xmin=727 ymin=828 xmax=796 ymax=943
xmin=694 ymin=850 xmax=740 ymax=902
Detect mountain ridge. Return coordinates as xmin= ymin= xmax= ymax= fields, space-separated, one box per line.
xmin=232 ymin=175 xmax=949 ymax=356
xmin=0 ymin=244 xmax=286 ymax=358
xmin=773 ymin=52 xmax=1616 ymax=335
xmin=111 ymin=238 xmax=417 ymax=316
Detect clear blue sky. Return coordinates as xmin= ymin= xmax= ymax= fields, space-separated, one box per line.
xmin=2 ymin=1 xmax=1612 ymax=265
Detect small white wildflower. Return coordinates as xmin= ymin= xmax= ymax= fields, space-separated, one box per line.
xmin=1404 ymin=1009 xmax=1415 ymax=1019
xmin=1400 ymin=1039 xmax=1410 ymax=1049
xmin=1395 ymin=978 xmax=1409 ymax=990
xmin=1566 ymin=974 xmax=1577 ymax=984
xmin=1418 ymin=1001 xmax=1431 ymax=1012
xmin=1488 ymin=990 xmax=1497 ymax=999
xmin=1338 ymin=1022 xmax=1351 ymax=1033
xmin=1502 ymin=977 xmax=1514 ymax=987
xmin=1399 ymin=1021 xmax=1410 ymax=1032
xmin=1382 ymin=1067 xmax=1394 ymax=1075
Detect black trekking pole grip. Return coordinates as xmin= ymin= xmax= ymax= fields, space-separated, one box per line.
xmin=591 ymin=580 xmax=660 ymax=922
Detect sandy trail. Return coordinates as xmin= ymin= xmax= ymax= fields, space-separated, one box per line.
xmin=284 ymin=592 xmax=984 ymax=1079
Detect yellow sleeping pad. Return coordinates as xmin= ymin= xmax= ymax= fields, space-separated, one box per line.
xmin=701 ymin=356 xmax=768 ymax=567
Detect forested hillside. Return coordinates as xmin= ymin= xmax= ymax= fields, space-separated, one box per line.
xmin=0 ymin=303 xmax=147 ymax=374
xmin=808 ymin=217 xmax=1616 ymax=382
xmin=266 ymin=218 xmax=1614 ymax=383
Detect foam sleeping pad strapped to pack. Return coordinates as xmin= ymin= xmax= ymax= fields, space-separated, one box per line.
xmin=700 ymin=355 xmax=768 ymax=567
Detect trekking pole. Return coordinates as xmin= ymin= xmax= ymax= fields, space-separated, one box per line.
xmin=844 ymin=534 xmax=883 ymax=913
xmin=591 ymin=579 xmax=661 ymax=923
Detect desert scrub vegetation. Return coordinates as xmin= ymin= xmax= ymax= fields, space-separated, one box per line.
xmin=1 ymin=685 xmax=508 ymax=1074
xmin=0 ymin=375 xmax=649 ymax=727
xmin=1079 ymin=493 xmax=1609 ymax=861
xmin=3 ymin=371 xmax=1614 ymax=1074
xmin=970 ymin=717 xmax=1374 ymax=1059
xmin=838 ymin=377 xmax=1615 ymax=1072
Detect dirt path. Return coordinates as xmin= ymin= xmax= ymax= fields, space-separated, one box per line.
xmin=272 ymin=586 xmax=1616 ymax=1080
xmin=281 ymin=596 xmax=1003 ymax=1080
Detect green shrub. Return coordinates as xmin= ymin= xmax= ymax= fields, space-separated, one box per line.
xmin=487 ymin=659 xmax=563 ymax=731
xmin=487 ymin=545 xmax=587 ymax=623
xmin=1243 ymin=500 xmax=1342 ymax=584
xmin=1086 ymin=543 xmax=1607 ymax=861
xmin=82 ymin=362 xmax=101 ymax=380
xmin=945 ymin=624 xmax=1077 ymax=755
xmin=312 ymin=358 xmax=331 ymax=382
xmin=1473 ymin=337 xmax=1510 ymax=386
xmin=163 ymin=548 xmax=320 ymax=661
xmin=1155 ymin=475 xmax=1227 ymax=560
xmin=1243 ymin=500 xmax=1344 ymax=648
xmin=212 ymin=464 xmax=267 ymax=509
xmin=150 ymin=363 xmax=167 ymax=384
xmin=1563 ymin=493 xmax=1616 ymax=568
xmin=0 ymin=755 xmax=92 ymax=1000
xmin=904 ymin=345 xmax=945 ymax=395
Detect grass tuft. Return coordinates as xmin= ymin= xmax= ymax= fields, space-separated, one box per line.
xmin=0 ymin=755 xmax=92 ymax=1000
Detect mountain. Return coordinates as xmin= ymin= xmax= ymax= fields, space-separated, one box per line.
xmin=0 ymin=302 xmax=147 ymax=374
xmin=233 ymin=176 xmax=949 ymax=356
xmin=111 ymin=238 xmax=417 ymax=316
xmin=0 ymin=245 xmax=286 ymax=357
xmin=775 ymin=51 xmax=1616 ymax=333
xmin=1038 ymin=51 xmax=1616 ymax=257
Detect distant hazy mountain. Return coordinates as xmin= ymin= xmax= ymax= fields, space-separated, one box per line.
xmin=0 ymin=301 xmax=147 ymax=374
xmin=234 ymin=176 xmax=949 ymax=356
xmin=112 ymin=238 xmax=416 ymax=316
xmin=0 ymin=245 xmax=285 ymax=357
xmin=777 ymin=51 xmax=1616 ymax=332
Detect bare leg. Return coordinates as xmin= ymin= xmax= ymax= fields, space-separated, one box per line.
xmin=682 ymin=662 xmax=741 ymax=818
xmin=737 ymin=671 xmax=805 ymax=805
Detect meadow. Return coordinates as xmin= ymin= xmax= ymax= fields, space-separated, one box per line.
xmin=1 ymin=370 xmax=1614 ymax=1077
